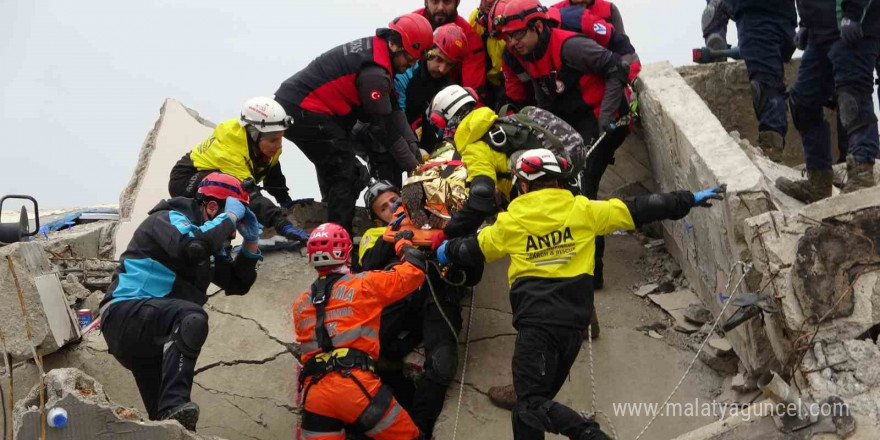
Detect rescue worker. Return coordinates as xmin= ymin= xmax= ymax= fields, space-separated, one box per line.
xmin=293 ymin=222 xmax=428 ymax=439
xmin=777 ymin=0 xmax=879 ymax=201
xmin=435 ymin=148 xmax=727 ymax=440
xmin=548 ymin=2 xmax=641 ymax=81
xmin=168 ymin=97 xmax=310 ymax=243
xmin=700 ymin=0 xmax=796 ymax=161
xmin=415 ymin=0 xmax=487 ymax=97
xmin=469 ymin=0 xmax=507 ymax=110
xmin=359 ymin=180 xmax=482 ymax=437
xmin=395 ymin=23 xmax=470 ymax=153
xmin=101 ymin=173 xmax=263 ymax=431
xmin=424 ymin=85 xmax=512 ymax=242
xmin=274 ymin=13 xmax=433 ymax=233
xmin=495 ymin=0 xmax=631 ymax=291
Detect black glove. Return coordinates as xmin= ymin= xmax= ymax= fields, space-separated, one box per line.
xmin=794 ymin=27 xmax=808 ymax=51
xmin=597 ymin=116 xmax=615 ymax=136
xmin=241 ymin=178 xmax=259 ymax=195
xmin=840 ymin=18 xmax=863 ymax=45
xmin=393 ymin=230 xmax=414 ymax=244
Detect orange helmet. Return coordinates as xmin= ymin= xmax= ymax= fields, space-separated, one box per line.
xmin=389 ymin=13 xmax=434 ymax=59
xmin=492 ymin=0 xmax=549 ymax=36
xmin=432 ymin=24 xmax=469 ymax=63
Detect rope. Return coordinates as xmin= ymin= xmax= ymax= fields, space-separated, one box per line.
xmin=633 ymin=261 xmax=753 ymax=440
xmin=424 ymin=262 xmax=463 ymax=345
xmin=451 ymin=289 xmax=476 ymax=440
xmin=586 ymin=324 xmax=619 ymax=440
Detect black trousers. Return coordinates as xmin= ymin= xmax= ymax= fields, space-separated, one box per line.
xmin=378 ymin=282 xmax=463 ymax=438
xmin=279 ymin=104 xmax=365 ymax=233
xmin=512 ymin=325 xmax=599 ymax=440
xmin=167 ymin=161 xmax=290 ymax=231
xmin=568 ymin=115 xmax=630 ymax=284
xmin=102 ymin=298 xmax=208 ymax=419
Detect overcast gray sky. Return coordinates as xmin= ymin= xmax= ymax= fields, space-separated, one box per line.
xmin=1 ymin=0 xmax=718 ymax=210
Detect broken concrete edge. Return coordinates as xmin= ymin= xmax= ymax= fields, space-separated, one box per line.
xmin=635 ymin=61 xmax=779 ymax=376
xmin=118 ymin=99 xmax=216 ymax=219
xmin=13 ymin=367 xmax=224 ymax=439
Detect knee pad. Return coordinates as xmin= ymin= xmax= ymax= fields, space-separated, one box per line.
xmin=514 ymin=399 xmax=559 ymax=434
xmin=425 ymin=344 xmax=458 ymax=386
xmin=788 ymin=94 xmax=817 ymax=132
xmin=172 ymin=312 xmax=209 ymax=358
xmin=701 ymin=0 xmax=731 ymax=37
xmin=837 ymin=87 xmax=877 ymax=134
xmin=467 ymin=176 xmax=497 ymax=214
xmin=750 ymin=79 xmax=782 ymax=119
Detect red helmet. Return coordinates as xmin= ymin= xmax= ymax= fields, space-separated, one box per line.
xmin=389 ymin=13 xmax=434 ymax=59
xmin=492 ymin=0 xmax=548 ymax=36
xmin=307 ymin=223 xmax=352 ymax=268
xmin=197 ymin=172 xmax=249 ymax=205
xmin=432 ymin=24 xmax=468 ymax=63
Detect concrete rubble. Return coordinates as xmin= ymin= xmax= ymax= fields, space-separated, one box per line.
xmin=14 ymin=367 xmax=222 ymax=439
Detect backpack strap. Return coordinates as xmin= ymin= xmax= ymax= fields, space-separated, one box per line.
xmin=310 ymin=273 xmax=345 ymax=353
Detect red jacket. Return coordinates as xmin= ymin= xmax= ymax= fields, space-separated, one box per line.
xmin=550 ymin=4 xmax=641 ymax=81
xmin=503 ymin=29 xmax=613 ymax=118
xmin=275 ymin=36 xmax=393 ymax=117
xmin=550 ymin=0 xmax=613 ymax=18
xmin=413 ymin=9 xmax=486 ymax=96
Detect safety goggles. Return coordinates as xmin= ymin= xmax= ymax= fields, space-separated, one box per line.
xmin=241 ymin=115 xmax=293 ymax=130
xmin=504 ymin=28 xmax=530 ymax=42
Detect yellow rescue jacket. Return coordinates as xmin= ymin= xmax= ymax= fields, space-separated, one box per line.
xmin=189 ymin=118 xmax=282 ymax=183
xmin=358 ymin=226 xmax=387 ymax=265
xmin=468 ymin=8 xmax=505 ymax=87
xmin=476 ymin=188 xmax=635 ymax=329
xmin=453 ymin=107 xmax=513 ymax=198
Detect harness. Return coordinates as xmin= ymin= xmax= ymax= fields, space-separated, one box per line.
xmin=297 ymin=274 xmax=394 ymax=434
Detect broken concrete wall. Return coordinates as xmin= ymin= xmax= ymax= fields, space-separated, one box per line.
xmin=115 ymin=99 xmax=215 ymax=259
xmin=743 ymin=186 xmax=880 ymax=343
xmin=38 ymin=221 xmax=117 ymax=261
xmin=0 ymin=242 xmax=78 ymax=362
xmin=14 ymin=367 xmax=223 ymax=439
xmin=635 ymin=61 xmax=780 ymax=375
xmin=678 ymin=59 xmax=840 ymax=167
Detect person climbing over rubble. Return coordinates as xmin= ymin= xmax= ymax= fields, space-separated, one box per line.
xmin=293 ymin=222 xmax=428 ymax=440
xmin=699 ymin=0 xmax=796 ymax=161
xmin=358 ymin=179 xmax=482 ymax=437
xmin=777 ymin=0 xmax=879 ymax=201
xmin=434 ymin=148 xmax=727 ymax=440
xmin=495 ymin=0 xmax=633 ymax=292
xmin=395 ymin=23 xmax=469 ymax=153
xmin=274 ymin=13 xmax=433 ymax=233
xmin=414 ymin=0 xmax=487 ymax=98
xmin=168 ymin=96 xmax=310 ymax=244
xmin=469 ymin=0 xmax=507 ymax=110
xmin=101 ymin=172 xmax=264 ymax=431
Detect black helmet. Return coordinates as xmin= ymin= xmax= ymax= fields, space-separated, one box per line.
xmin=364 ymin=180 xmax=400 ymax=216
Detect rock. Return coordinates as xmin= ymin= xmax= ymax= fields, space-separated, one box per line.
xmin=655 ymin=279 xmax=676 ymax=294
xmin=698 ymin=344 xmax=739 ymax=375
xmin=644 ymin=239 xmax=665 ymax=249
xmin=824 ymin=342 xmax=851 ymax=368
xmin=843 ymin=339 xmax=878 ymax=363
xmin=1 ymin=242 xmax=79 ymax=362
xmin=683 ymin=304 xmax=713 ymax=325
xmin=14 ymin=368 xmax=222 ymax=439
xmin=634 ymin=283 xmax=658 ymax=298
xmin=635 ymin=321 xmax=667 ymax=333
xmin=648 ymin=330 xmax=664 ymax=339
xmin=814 ymin=342 xmax=828 ymax=369
xmin=708 ymin=337 xmax=733 ymax=354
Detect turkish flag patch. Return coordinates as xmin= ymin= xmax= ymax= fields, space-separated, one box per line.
xmin=370 ymin=90 xmax=382 ymax=101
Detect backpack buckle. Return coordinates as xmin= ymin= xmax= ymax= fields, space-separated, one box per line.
xmin=487 ymin=126 xmax=507 ymax=148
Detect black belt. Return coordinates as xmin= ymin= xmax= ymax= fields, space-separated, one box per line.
xmin=299 ymin=347 xmax=377 ymax=387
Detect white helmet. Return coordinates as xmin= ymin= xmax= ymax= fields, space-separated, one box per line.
xmin=513 ymin=148 xmax=571 ymax=181
xmin=429 ymin=85 xmax=478 ymax=128
xmin=240 ymin=96 xmax=291 ymax=133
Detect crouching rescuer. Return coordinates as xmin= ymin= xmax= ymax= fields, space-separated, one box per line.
xmin=100 ymin=172 xmax=264 ymax=431
xmin=293 ymin=223 xmax=429 ymax=439
xmin=435 ymin=149 xmax=726 ymax=440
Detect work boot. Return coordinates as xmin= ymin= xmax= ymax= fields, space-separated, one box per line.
xmin=757 ymin=131 xmax=784 ymax=162
xmin=843 ymin=155 xmax=876 ymax=193
xmin=775 ymin=169 xmax=833 ymax=204
xmin=488 ymin=383 xmax=516 ymax=410
xmin=160 ymin=402 xmax=200 ymax=431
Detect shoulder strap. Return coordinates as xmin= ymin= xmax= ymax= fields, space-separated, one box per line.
xmin=310 ymin=273 xmax=345 ymax=353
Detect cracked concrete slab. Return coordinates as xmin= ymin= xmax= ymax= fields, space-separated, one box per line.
xmin=194 ymin=353 xmax=297 ymax=412
xmin=192 ymin=383 xmax=297 ymax=440
xmin=197 ymin=307 xmax=290 ymax=372
xmin=208 ymin=252 xmax=313 ymax=344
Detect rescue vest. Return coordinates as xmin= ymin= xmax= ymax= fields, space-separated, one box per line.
xmin=276 ymin=36 xmax=393 ymax=117
xmin=189 ymin=118 xmax=281 ymax=183
xmin=551 ymin=0 xmax=613 ymax=19
xmin=509 ymin=29 xmax=608 ymax=118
